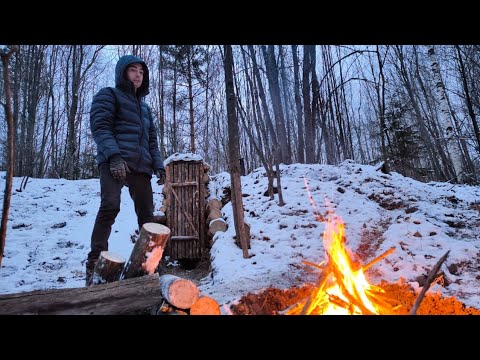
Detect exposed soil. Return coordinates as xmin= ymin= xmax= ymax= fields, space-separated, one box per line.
xmin=230 ymin=278 xmax=480 ymax=315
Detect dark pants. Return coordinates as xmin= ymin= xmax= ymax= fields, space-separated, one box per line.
xmin=87 ymin=163 xmax=155 ymax=261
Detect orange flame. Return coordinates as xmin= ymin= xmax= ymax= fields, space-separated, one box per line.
xmin=286 ymin=178 xmax=393 ymax=315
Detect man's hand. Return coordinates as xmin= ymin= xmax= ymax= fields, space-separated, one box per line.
xmin=109 ymin=155 xmax=130 ymax=181
xmin=155 ymin=169 xmax=166 ymax=185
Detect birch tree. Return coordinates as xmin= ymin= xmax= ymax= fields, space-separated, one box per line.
xmin=428 ymin=46 xmax=466 ymax=183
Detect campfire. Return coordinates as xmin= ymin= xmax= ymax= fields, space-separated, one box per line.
xmin=285 ymin=212 xmax=398 ymax=315
xmin=284 ymin=180 xmax=449 ymax=315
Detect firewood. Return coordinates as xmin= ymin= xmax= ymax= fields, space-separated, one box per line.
xmin=362 ymin=246 xmax=395 ymax=271
xmin=190 ymin=295 xmax=221 ymax=315
xmin=207 ymin=218 xmax=227 ymax=238
xmin=206 ymin=198 xmax=222 ymax=212
xmin=121 ymin=223 xmax=171 ymax=280
xmin=153 ymin=299 xmax=188 ymax=315
xmin=0 ymin=274 xmax=163 ymax=315
xmin=409 ymin=250 xmax=450 ymax=315
xmin=207 ymin=207 xmax=223 ymax=222
xmin=92 ymin=251 xmax=125 ymax=285
xmin=202 ymin=173 xmax=210 ymax=184
xmin=158 ymin=274 xmax=199 ymax=310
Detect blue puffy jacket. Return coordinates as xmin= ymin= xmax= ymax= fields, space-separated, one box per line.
xmin=90 ymin=54 xmax=165 ymax=175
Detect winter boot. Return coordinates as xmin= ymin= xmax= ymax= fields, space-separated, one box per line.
xmin=85 ymin=259 xmax=98 ymax=286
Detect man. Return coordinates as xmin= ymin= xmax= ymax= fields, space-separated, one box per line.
xmin=86 ymin=54 xmax=166 ymax=286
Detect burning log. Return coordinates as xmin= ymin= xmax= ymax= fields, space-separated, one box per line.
xmin=190 ymin=295 xmax=221 ymax=315
xmin=92 ymin=251 xmax=125 ymax=285
xmin=285 ymin=213 xmax=402 ymax=315
xmin=0 ymin=274 xmax=164 ymax=315
xmin=159 ymin=274 xmax=199 ymax=310
xmin=121 ymin=223 xmax=170 ymax=280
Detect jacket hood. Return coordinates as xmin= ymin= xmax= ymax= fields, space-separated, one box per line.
xmin=115 ymin=54 xmax=149 ymax=97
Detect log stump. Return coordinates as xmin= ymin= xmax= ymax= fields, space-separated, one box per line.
xmin=159 ymin=274 xmax=199 ymax=310
xmin=121 ymin=223 xmax=171 ymax=280
xmin=92 ymin=251 xmax=126 ymax=285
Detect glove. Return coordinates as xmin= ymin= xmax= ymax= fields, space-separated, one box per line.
xmin=109 ymin=155 xmax=130 ymax=181
xmin=155 ymin=169 xmax=166 ymax=185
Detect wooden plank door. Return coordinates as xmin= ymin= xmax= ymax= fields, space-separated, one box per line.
xmin=165 ymin=160 xmax=205 ymax=260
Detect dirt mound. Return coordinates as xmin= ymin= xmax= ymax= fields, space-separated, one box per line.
xmin=230 ymin=279 xmax=480 ymax=315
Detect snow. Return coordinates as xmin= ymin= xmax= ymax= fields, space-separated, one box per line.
xmin=1 ymin=160 xmax=480 ymax=314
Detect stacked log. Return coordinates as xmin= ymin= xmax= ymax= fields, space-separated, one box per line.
xmin=206 ymin=198 xmax=227 ymax=245
xmin=0 ymin=273 xmax=221 ymax=315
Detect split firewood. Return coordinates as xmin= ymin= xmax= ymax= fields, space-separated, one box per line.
xmin=121 ymin=223 xmax=171 ymax=280
xmin=92 ymin=251 xmax=126 ymax=285
xmin=409 ymin=250 xmax=450 ymax=315
xmin=158 ymin=274 xmax=200 ymax=310
xmin=190 ymin=295 xmax=221 ymax=315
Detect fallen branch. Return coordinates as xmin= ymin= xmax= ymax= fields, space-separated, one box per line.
xmin=409 ymin=250 xmax=450 ymax=315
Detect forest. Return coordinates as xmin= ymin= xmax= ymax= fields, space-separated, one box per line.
xmin=1 ymin=45 xmax=479 ymax=184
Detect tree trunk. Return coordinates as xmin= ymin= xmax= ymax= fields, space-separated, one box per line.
xmin=292 ymin=45 xmax=305 ymax=163
xmin=0 ymin=273 xmax=164 ymax=315
xmin=158 ymin=274 xmax=199 ymax=309
xmin=121 ymin=223 xmax=171 ymax=279
xmin=303 ymin=45 xmax=315 ymax=163
xmin=187 ymin=46 xmax=196 ymax=153
xmin=223 ymin=45 xmax=249 ymax=258
xmin=0 ymin=45 xmax=19 ymax=267
xmin=262 ymin=45 xmax=291 ymax=165
xmin=428 ymin=46 xmax=466 ymax=183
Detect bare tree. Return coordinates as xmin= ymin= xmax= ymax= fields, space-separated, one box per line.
xmin=0 ymin=45 xmax=19 ymax=267
xmin=428 ymin=46 xmax=466 ymax=183
xmin=223 ymin=45 xmax=249 ymax=259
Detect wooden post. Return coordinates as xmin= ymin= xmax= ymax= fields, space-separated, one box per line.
xmin=121 ymin=223 xmax=170 ymax=280
xmin=92 ymin=251 xmax=126 ymax=285
xmin=159 ymin=274 xmax=199 ymax=309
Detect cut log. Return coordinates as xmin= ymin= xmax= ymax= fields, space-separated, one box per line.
xmin=159 ymin=274 xmax=199 ymax=309
xmin=0 ymin=274 xmax=163 ymax=315
xmin=206 ymin=198 xmax=223 ymax=212
xmin=92 ymin=251 xmax=125 ymax=285
xmin=190 ymin=295 xmax=221 ymax=315
xmin=208 ymin=218 xmax=227 ymax=238
xmin=207 ymin=207 xmax=223 ymax=223
xmin=203 ymin=173 xmax=210 ymax=184
xmin=154 ymin=213 xmax=167 ymax=225
xmin=121 ymin=223 xmax=171 ymax=280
